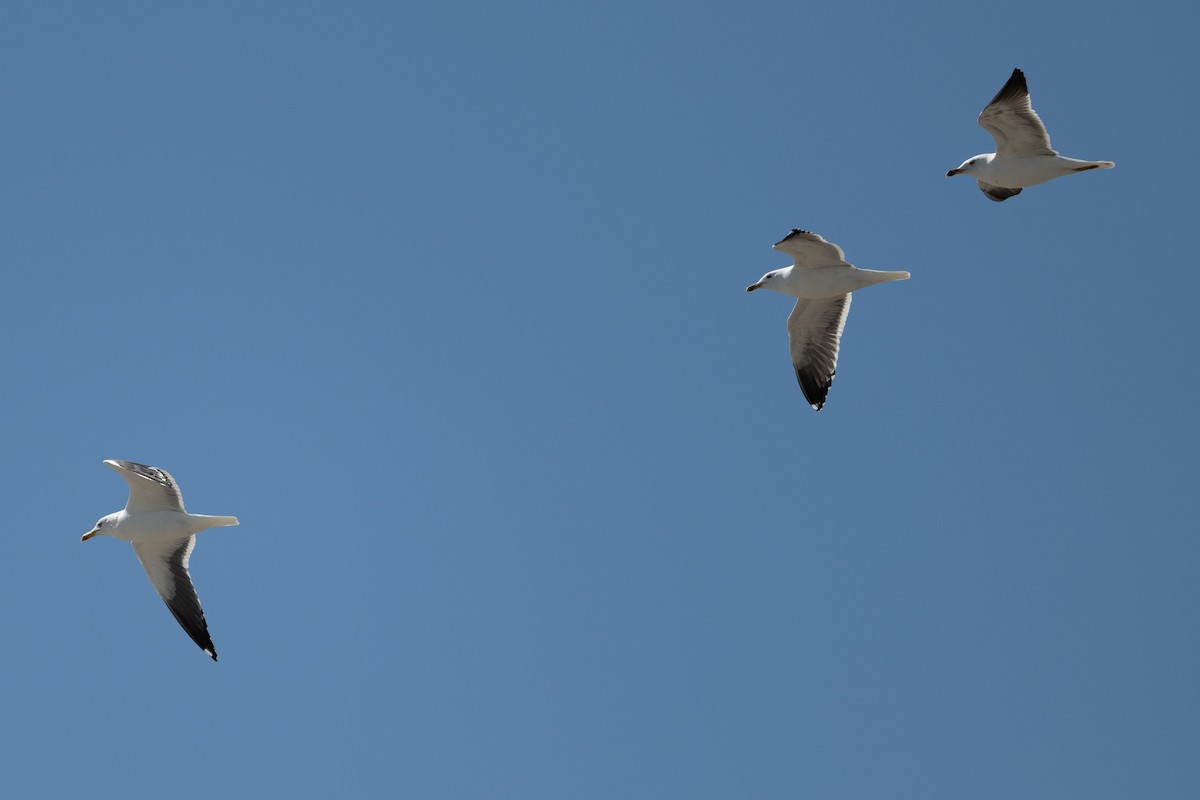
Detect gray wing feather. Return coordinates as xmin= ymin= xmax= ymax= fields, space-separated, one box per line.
xmin=131 ymin=536 xmax=217 ymax=660
xmin=978 ymin=68 xmax=1055 ymax=158
xmin=105 ymin=460 xmax=186 ymax=513
xmin=787 ymin=294 xmax=852 ymax=411
xmin=772 ymin=229 xmax=850 ymax=269
xmin=978 ymin=181 xmax=1023 ymax=202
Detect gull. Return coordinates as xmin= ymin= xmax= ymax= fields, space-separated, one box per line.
xmin=746 ymin=230 xmax=909 ymax=410
xmin=947 ymin=68 xmax=1114 ymax=201
xmin=82 ymin=460 xmax=239 ymax=661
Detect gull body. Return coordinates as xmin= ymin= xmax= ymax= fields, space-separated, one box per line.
xmin=747 ymin=258 xmax=905 ymax=299
xmin=82 ymin=459 xmax=238 ymax=661
xmin=746 ymin=230 xmax=908 ymax=410
xmin=89 ymin=509 xmax=236 ymax=542
xmin=947 ymin=68 xmax=1114 ymax=201
xmin=949 ymin=151 xmax=1112 ymax=189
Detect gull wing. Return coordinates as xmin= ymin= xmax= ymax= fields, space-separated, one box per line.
xmin=978 ymin=181 xmax=1023 ymax=202
xmin=787 ymin=294 xmax=852 ymax=411
xmin=105 ymin=459 xmax=186 ymax=513
xmin=772 ymin=229 xmax=851 ymax=269
xmin=131 ymin=536 xmax=217 ymax=661
xmin=978 ymin=68 xmax=1056 ymax=158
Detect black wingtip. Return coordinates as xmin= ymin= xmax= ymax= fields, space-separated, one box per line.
xmin=988 ymin=67 xmax=1028 ymax=106
xmin=795 ymin=365 xmax=834 ymax=411
xmin=161 ymin=594 xmax=219 ymax=662
xmin=775 ymin=228 xmax=819 ymax=248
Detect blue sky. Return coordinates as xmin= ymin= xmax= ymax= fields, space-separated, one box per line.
xmin=2 ymin=1 xmax=1197 ymax=797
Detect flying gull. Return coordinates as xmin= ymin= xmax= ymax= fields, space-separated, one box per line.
xmin=82 ymin=459 xmax=239 ymax=661
xmin=746 ymin=230 xmax=909 ymax=410
xmin=947 ymin=68 xmax=1114 ymax=201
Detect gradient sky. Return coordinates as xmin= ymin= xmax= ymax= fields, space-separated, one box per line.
xmin=3 ymin=2 xmax=1197 ymax=798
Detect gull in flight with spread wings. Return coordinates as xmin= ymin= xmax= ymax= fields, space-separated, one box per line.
xmin=747 ymin=230 xmax=909 ymax=410
xmin=947 ymin=68 xmax=1114 ymax=201
xmin=82 ymin=460 xmax=239 ymax=661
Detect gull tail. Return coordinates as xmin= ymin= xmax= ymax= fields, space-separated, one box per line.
xmin=193 ymin=514 xmax=240 ymax=530
xmin=860 ymin=269 xmax=910 ymax=285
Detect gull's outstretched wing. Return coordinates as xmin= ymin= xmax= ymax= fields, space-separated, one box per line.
xmin=772 ymin=229 xmax=851 ymax=269
xmin=978 ymin=181 xmax=1023 ymax=202
xmin=978 ymin=68 xmax=1056 ymax=158
xmin=105 ymin=459 xmax=186 ymax=513
xmin=131 ymin=536 xmax=217 ymax=661
xmin=787 ymin=294 xmax=852 ymax=411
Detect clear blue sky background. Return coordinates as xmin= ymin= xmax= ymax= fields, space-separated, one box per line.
xmin=2 ymin=1 xmax=1196 ymax=797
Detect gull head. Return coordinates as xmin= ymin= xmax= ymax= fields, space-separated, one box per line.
xmin=746 ymin=270 xmax=782 ymax=293
xmin=947 ymin=154 xmax=991 ymax=177
xmin=81 ymin=514 xmax=116 ymax=542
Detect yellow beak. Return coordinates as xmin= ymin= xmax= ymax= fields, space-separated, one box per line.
xmin=81 ymin=528 xmax=100 ymax=542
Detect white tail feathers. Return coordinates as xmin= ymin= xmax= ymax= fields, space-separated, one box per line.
xmin=192 ymin=514 xmax=240 ymax=531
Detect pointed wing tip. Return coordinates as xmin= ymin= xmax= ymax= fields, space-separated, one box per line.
xmin=802 ymin=389 xmax=828 ymax=411
xmin=796 ymin=366 xmax=835 ymax=411
xmin=987 ymin=68 xmax=1030 ymax=107
xmin=773 ymin=228 xmax=819 ymax=248
xmin=206 ymin=648 xmax=218 ymax=662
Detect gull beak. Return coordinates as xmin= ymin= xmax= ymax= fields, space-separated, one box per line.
xmin=746 ymin=282 xmax=763 ymax=292
xmin=81 ymin=527 xmax=100 ymax=542
xmin=946 ymin=168 xmax=963 ymax=177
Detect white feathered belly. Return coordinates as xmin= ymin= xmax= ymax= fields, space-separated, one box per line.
xmin=107 ymin=511 xmax=198 ymax=541
xmin=984 ymin=155 xmax=1073 ymax=188
xmin=786 ymin=267 xmax=907 ymax=299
